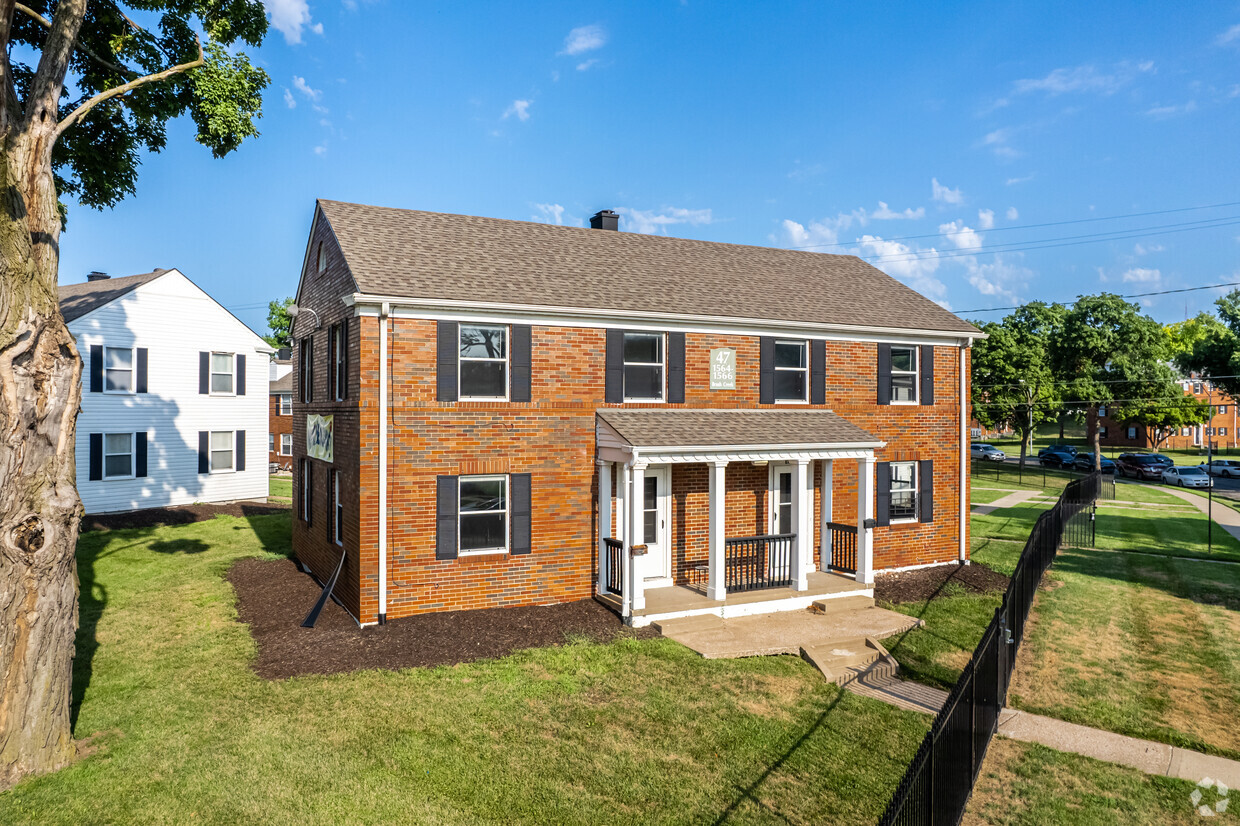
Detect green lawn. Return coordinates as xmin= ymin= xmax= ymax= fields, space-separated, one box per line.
xmin=269 ymin=475 xmax=292 ymax=500
xmin=0 ymin=511 xmax=930 ymax=825
xmin=970 ymin=487 xmax=1016 ymax=504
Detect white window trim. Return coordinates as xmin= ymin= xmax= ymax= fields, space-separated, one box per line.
xmin=209 ymin=430 xmax=236 ymax=474
xmin=889 ymin=345 xmax=919 ymax=406
xmin=458 ymin=474 xmax=509 ymax=556
xmin=773 ymin=339 xmax=809 ymax=404
xmin=209 ymin=352 xmax=236 ymax=397
xmin=458 ymin=324 xmax=509 ymax=402
xmin=102 ymin=346 xmax=136 ymax=395
xmin=279 ymin=394 xmax=292 ymax=415
xmin=1126 ymin=426 xmax=1138 ymax=439
xmin=333 ymin=470 xmax=344 ymax=546
xmin=889 ymin=460 xmax=918 ymax=524
xmin=622 ymin=332 xmax=666 ymax=403
xmin=280 ymin=433 xmax=293 ymax=456
xmin=103 ymin=432 xmax=135 ymax=480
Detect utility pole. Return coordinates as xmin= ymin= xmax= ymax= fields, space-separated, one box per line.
xmin=1208 ymin=384 xmax=1214 ymax=554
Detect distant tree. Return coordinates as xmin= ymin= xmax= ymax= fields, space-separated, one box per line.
xmin=1124 ymin=388 xmax=1212 ymax=450
xmin=1176 ymin=292 xmax=1240 ymax=398
xmin=265 ymin=297 xmax=295 ymax=349
xmin=970 ymin=302 xmax=1066 ymax=471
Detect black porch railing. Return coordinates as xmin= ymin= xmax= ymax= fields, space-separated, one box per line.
xmin=603 ymin=538 xmax=624 ymax=596
xmin=878 ymin=471 xmax=1104 ymax=826
xmin=826 ymin=522 xmax=858 ymax=574
xmin=724 ymin=533 xmax=794 ymax=592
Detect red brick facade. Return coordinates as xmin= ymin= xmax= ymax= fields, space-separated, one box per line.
xmin=1089 ymin=381 xmax=1235 ymax=452
xmin=268 ymin=389 xmax=293 ymax=467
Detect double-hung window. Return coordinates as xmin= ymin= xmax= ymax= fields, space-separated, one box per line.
xmin=269 ymin=433 xmax=275 ymax=452
xmin=333 ymin=470 xmax=344 ymax=545
xmin=299 ymin=337 xmax=313 ymax=403
xmin=333 ymin=324 xmax=347 ymax=401
xmin=1126 ymin=426 xmax=1137 ymax=439
xmin=889 ymin=346 xmax=918 ymax=403
xmin=280 ymin=434 xmax=292 ymax=455
xmin=299 ymin=459 xmax=312 ymax=523
xmin=104 ymin=433 xmax=133 ymax=478
xmin=210 ymin=353 xmax=235 ymax=395
xmin=459 ymin=476 xmax=508 ymax=554
xmin=210 ymin=431 xmax=234 ymax=472
xmin=773 ymin=340 xmax=808 ymax=402
xmin=459 ymin=324 xmax=508 ymax=399
xmin=279 ymin=394 xmax=292 ymax=415
xmin=623 ymin=333 xmax=664 ymax=401
xmin=104 ymin=347 xmax=133 ymax=392
xmin=889 ymin=461 xmax=918 ymax=522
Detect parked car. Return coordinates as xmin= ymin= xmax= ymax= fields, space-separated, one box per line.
xmin=1039 ymin=447 xmax=1077 ymax=468
xmin=1162 ymin=466 xmax=1212 ymax=488
xmin=970 ymin=443 xmax=1006 ymax=462
xmin=1201 ymin=459 xmax=1240 ymax=478
xmin=1116 ymin=453 xmax=1166 ymax=481
xmin=1149 ymin=454 xmax=1174 ymax=467
xmin=1038 ymin=444 xmax=1079 ymax=459
xmin=1072 ymin=453 xmax=1115 ymax=473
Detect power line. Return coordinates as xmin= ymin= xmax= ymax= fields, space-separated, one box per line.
xmin=974 ymin=375 xmax=1240 ymax=390
xmin=956 ymin=280 xmax=1240 ymax=315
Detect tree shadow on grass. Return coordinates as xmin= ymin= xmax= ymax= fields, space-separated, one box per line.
xmin=1051 ymin=546 xmax=1240 ymax=611
xmin=241 ymin=505 xmax=293 ymax=558
xmin=148 ymin=538 xmax=210 ymax=555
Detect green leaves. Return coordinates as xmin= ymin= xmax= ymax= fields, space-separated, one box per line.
xmin=1175 ymin=290 xmax=1240 ymax=398
xmin=190 ymin=42 xmax=268 ymax=158
xmin=264 ymin=297 xmax=295 ymax=349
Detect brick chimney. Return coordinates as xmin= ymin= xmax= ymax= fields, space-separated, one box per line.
xmin=86 ymin=271 xmax=109 ymax=282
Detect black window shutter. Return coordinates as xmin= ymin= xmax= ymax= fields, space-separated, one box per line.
xmin=605 ymin=329 xmax=624 ymax=403
xmin=198 ymin=431 xmax=209 ymax=474
xmin=759 ymin=337 xmax=775 ymax=404
xmin=89 ymin=345 xmax=103 ymax=392
xmin=920 ymin=345 xmax=934 ymax=406
xmin=875 ymin=461 xmax=891 ymax=527
xmin=437 ymin=321 xmax=459 ymax=402
xmin=136 ymin=348 xmax=148 ymax=393
xmin=510 ymin=473 xmax=532 ymax=555
xmin=135 ymin=432 xmax=148 ymax=478
xmin=919 ymin=459 xmax=934 ymax=523
xmin=88 ymin=433 xmax=102 ymax=481
xmin=436 ymin=475 xmax=459 ymax=560
xmin=876 ymin=344 xmax=892 ymax=405
xmin=810 ymin=340 xmax=826 ymax=405
xmin=199 ymin=352 xmax=209 ymax=394
xmin=667 ymin=332 xmax=685 ymax=404
xmin=236 ymin=430 xmax=246 ymax=472
xmin=511 ymin=324 xmax=532 ymax=403
xmin=236 ymin=354 xmax=246 ymax=396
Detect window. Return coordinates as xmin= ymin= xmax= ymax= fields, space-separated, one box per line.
xmin=269 ymin=433 xmax=275 ymax=452
xmin=209 ymin=431 xmax=234 ymax=472
xmin=332 ymin=323 xmax=347 ymax=401
xmin=1127 ymin=426 xmax=1137 ymax=439
xmin=1099 ymin=426 xmax=1108 ymax=438
xmin=459 ymin=324 xmax=507 ymax=399
xmin=1222 ymin=427 xmax=1229 ymax=436
xmin=889 ymin=346 xmax=918 ymax=403
xmin=1181 ymin=427 xmax=1191 ymax=436
xmin=773 ymin=340 xmax=808 ymax=402
xmin=1194 ymin=382 xmax=1202 ymax=394
xmin=280 ymin=434 xmax=292 ymax=455
xmin=316 ymin=241 xmax=326 ymax=274
xmin=299 ymin=459 xmax=312 ymax=523
xmin=103 ymin=433 xmax=133 ymax=478
xmin=210 ymin=353 xmax=235 ymax=394
xmin=1097 ymin=405 xmax=1107 ymax=418
xmin=299 ymin=337 xmax=313 ymax=403
xmin=623 ymin=333 xmax=664 ymax=401
xmin=890 ymin=461 xmax=918 ymax=522
xmin=104 ymin=347 xmax=133 ymax=392
xmin=279 ymin=394 xmax=292 ymax=415
xmin=333 ymin=470 xmax=344 ymax=545
xmin=1219 ymin=405 xmax=1228 ymax=415
xmin=643 ymin=477 xmax=659 ymax=540
xmin=459 ymin=476 xmax=507 ymax=554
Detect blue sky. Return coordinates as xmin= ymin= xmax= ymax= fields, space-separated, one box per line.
xmin=58 ymin=1 xmax=1240 ymax=335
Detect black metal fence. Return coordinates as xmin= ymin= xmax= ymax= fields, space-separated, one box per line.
xmin=724 ymin=533 xmax=794 ymax=591
xmin=826 ymin=522 xmax=858 ymax=574
xmin=879 ymin=471 xmax=1105 ymax=826
xmin=603 ymin=537 xmax=624 ymax=596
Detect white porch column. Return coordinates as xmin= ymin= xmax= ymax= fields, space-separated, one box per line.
xmin=819 ymin=459 xmax=833 ymax=572
xmin=707 ymin=461 xmax=728 ymax=601
xmin=597 ymin=460 xmax=611 ymax=597
xmin=629 ymin=462 xmax=647 ymax=612
xmin=618 ymin=462 xmax=632 ymax=615
xmin=790 ymin=459 xmax=810 ymax=590
xmin=856 ymin=456 xmax=876 ymax=584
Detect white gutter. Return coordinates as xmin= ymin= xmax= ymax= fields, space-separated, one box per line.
xmin=959 ymin=340 xmax=971 ymax=562
xmin=378 ymin=301 xmax=389 ymax=623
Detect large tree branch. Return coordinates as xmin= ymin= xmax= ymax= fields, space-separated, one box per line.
xmin=15 ymin=3 xmax=134 ymax=78
xmin=0 ymin=0 xmax=16 ymax=135
xmin=23 ymin=0 xmax=87 ymax=132
xmin=54 ymin=35 xmax=203 ymax=141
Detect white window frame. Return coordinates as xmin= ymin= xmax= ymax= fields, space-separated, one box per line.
xmin=333 ymin=470 xmax=344 ymax=546
xmin=889 ymin=345 xmax=919 ymax=405
xmin=299 ymin=459 xmax=311 ymax=522
xmin=280 ymin=433 xmax=292 ymax=456
xmin=209 ymin=430 xmax=235 ymax=474
xmin=889 ymin=461 xmax=918 ymax=524
xmin=279 ymin=394 xmax=292 ymax=415
xmin=1126 ymin=426 xmax=1137 ymax=439
xmin=103 ymin=432 xmax=134 ymax=480
xmin=622 ymin=332 xmax=666 ymax=403
xmin=773 ymin=339 xmax=809 ymax=403
xmin=1219 ymin=405 xmax=1228 ymax=415
xmin=458 ymin=474 xmax=509 ymax=556
xmin=103 ymin=346 xmax=135 ymax=394
xmin=1097 ymin=405 xmax=1107 ymax=418
xmin=209 ymin=352 xmax=236 ymax=396
xmin=269 ymin=433 xmax=275 ymax=452
xmin=458 ymin=324 xmax=509 ymax=401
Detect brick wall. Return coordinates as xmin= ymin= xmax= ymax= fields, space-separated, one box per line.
xmin=269 ymin=392 xmax=293 ymax=465
xmin=1090 ymin=386 xmax=1237 ymax=452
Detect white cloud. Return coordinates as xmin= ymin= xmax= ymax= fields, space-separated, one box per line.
xmin=871 ymin=201 xmax=925 ymax=220
xmin=617 ymin=206 xmax=714 ymax=235
xmin=283 ymin=88 xmax=296 ymax=109
xmin=561 ymin=24 xmax=606 ymax=56
xmin=532 ymin=203 xmax=566 ymax=225
xmin=1134 ymin=243 xmax=1165 ymax=256
xmin=1122 ymin=267 xmax=1161 ymax=283
xmin=962 ymin=256 xmax=1028 ymax=303
xmin=980 ymin=127 xmax=1022 ymax=160
xmin=1005 ymin=174 xmax=1035 ymax=186
xmin=503 ymin=99 xmax=532 ymax=121
xmin=263 ymin=0 xmax=321 ymax=45
xmin=1144 ymin=100 xmax=1197 ymax=118
xmin=940 ymin=221 xmax=983 ymax=251
xmin=313 ymin=145 xmax=326 ymax=156
xmin=931 ymin=178 xmax=963 ymax=205
xmin=780 ymin=218 xmax=839 ymax=249
xmin=1011 ymin=61 xmax=1153 ymax=97
xmin=292 ymin=75 xmax=322 ymax=101
xmin=576 ymin=59 xmax=600 ymax=72
xmin=977 ymin=209 xmax=995 ymax=230
xmin=1217 ymin=24 xmax=1240 ymax=45
xmin=1006 ymin=207 xmax=1019 ymax=220
xmin=857 ymin=235 xmax=947 ymax=304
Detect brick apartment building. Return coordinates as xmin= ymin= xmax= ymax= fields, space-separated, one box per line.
xmin=290 ymin=201 xmax=981 ymax=627
xmin=269 ymin=371 xmax=294 ymax=467
xmin=1088 ymin=378 xmax=1233 ymax=452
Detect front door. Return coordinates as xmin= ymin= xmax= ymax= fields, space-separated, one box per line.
xmin=639 ymin=466 xmax=672 ymax=586
xmin=769 ymin=465 xmax=794 ymax=536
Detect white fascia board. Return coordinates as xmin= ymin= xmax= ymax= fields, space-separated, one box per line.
xmin=343 ymin=293 xmax=984 ymax=346
xmin=630 ymin=441 xmax=885 ymax=466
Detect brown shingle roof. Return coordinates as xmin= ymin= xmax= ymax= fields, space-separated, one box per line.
xmin=58 ymin=270 xmax=167 ymax=322
xmin=270 ymin=372 xmax=293 ymax=393
xmin=317 ymin=200 xmax=979 ymax=336
xmin=597 ymin=409 xmax=880 ymax=448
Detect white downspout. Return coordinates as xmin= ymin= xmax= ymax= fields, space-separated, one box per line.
xmin=959 ymin=339 xmax=971 ymax=563
xmin=378 ymin=302 xmax=390 ymax=623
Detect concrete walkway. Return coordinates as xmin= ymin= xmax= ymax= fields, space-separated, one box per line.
xmin=1157 ymin=485 xmax=1240 ymax=542
xmin=971 ymin=488 xmax=1041 ymax=516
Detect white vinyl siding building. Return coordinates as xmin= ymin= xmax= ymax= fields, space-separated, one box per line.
xmin=63 ymin=269 xmax=272 ymax=513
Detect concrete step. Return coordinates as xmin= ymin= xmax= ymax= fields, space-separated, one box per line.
xmin=651 ymin=613 xmax=724 ymax=635
xmin=800 ymin=636 xmax=899 ymax=686
xmin=810 ymin=594 xmax=875 ymax=615
xmin=836 ymin=657 xmax=900 ymax=688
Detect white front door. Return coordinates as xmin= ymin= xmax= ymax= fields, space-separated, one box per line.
xmin=769 ymin=464 xmax=795 ymax=536
xmin=639 ymin=465 xmax=672 ymax=586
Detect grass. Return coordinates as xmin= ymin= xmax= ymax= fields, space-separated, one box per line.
xmin=970 ymin=487 xmax=1015 ymax=504
xmin=0 ymin=511 xmax=931 ymax=825
xmin=269 ymin=475 xmax=292 ymax=500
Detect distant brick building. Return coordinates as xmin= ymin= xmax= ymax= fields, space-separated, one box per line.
xmin=269 ymin=368 xmax=293 ymax=467
xmin=1088 ymin=378 xmax=1233 ymax=451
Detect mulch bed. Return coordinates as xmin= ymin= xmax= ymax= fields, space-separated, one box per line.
xmin=82 ymin=502 xmax=289 ymax=532
xmin=874 ymin=562 xmax=1010 ymax=604
xmin=227 ymin=557 xmax=658 ymax=680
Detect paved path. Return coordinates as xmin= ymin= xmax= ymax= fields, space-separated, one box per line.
xmin=1157 ymin=485 xmax=1240 ymax=542
xmin=971 ymin=489 xmax=1041 ymax=516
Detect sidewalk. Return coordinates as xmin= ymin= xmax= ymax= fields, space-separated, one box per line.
xmin=1157 ymin=484 xmax=1240 ymax=542
xmin=971 ymin=489 xmax=1041 ymax=516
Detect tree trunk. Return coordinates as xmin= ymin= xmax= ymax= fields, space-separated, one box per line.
xmin=0 ymin=121 xmax=83 ymax=788
xmin=1092 ymin=409 xmax=1102 ymax=471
